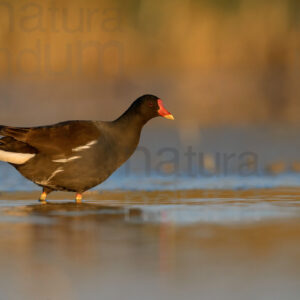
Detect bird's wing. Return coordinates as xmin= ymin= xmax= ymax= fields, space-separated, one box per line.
xmin=0 ymin=121 xmax=101 ymax=154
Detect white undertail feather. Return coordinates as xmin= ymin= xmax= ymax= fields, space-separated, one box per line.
xmin=0 ymin=150 xmax=35 ymax=164
xmin=72 ymin=140 xmax=97 ymax=152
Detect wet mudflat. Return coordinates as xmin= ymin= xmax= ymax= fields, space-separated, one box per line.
xmin=0 ymin=189 xmax=300 ymax=300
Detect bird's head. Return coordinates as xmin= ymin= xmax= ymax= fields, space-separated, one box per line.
xmin=132 ymin=94 xmax=174 ymax=121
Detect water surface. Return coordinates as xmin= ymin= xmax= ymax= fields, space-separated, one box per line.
xmin=0 ymin=189 xmax=300 ymax=300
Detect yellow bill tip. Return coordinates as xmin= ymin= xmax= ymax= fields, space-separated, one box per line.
xmin=164 ymin=114 xmax=175 ymax=120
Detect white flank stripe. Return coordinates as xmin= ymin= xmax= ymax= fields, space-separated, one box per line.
xmin=0 ymin=150 xmax=35 ymax=164
xmin=47 ymin=167 xmax=64 ymax=182
xmin=52 ymin=156 xmax=81 ymax=163
xmin=36 ymin=167 xmax=64 ymax=186
xmin=72 ymin=140 xmax=97 ymax=152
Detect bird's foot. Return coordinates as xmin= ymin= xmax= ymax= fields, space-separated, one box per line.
xmin=39 ymin=191 xmax=47 ymax=204
xmin=75 ymin=193 xmax=82 ymax=203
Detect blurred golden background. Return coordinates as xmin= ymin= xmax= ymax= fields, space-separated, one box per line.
xmin=0 ymin=0 xmax=299 ymax=126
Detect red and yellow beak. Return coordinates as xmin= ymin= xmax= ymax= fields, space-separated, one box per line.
xmin=157 ymin=99 xmax=174 ymax=120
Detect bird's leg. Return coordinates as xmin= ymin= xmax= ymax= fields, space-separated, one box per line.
xmin=39 ymin=191 xmax=48 ymax=204
xmin=38 ymin=187 xmax=52 ymax=204
xmin=75 ymin=193 xmax=82 ymax=203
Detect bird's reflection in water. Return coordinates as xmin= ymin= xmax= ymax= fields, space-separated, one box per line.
xmin=0 ymin=200 xmax=166 ymax=299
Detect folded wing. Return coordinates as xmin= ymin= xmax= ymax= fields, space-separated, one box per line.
xmin=0 ymin=121 xmax=101 ymax=155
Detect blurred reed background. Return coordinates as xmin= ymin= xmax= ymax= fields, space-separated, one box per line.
xmin=0 ymin=0 xmax=299 ymax=127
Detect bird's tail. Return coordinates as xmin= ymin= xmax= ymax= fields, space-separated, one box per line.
xmin=0 ymin=129 xmax=36 ymax=164
xmin=0 ymin=125 xmax=5 ymax=135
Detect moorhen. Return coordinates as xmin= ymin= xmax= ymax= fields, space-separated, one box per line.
xmin=0 ymin=95 xmax=174 ymax=203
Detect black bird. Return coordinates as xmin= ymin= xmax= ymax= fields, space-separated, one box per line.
xmin=0 ymin=95 xmax=174 ymax=203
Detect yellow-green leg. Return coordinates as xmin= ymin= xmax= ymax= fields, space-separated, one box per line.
xmin=39 ymin=191 xmax=47 ymax=204
xmin=39 ymin=188 xmax=52 ymax=204
xmin=75 ymin=193 xmax=82 ymax=203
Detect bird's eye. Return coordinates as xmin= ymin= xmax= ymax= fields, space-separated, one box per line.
xmin=148 ymin=102 xmax=154 ymax=107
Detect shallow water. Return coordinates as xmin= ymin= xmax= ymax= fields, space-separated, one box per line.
xmin=0 ymin=189 xmax=300 ymax=300
xmin=0 ymin=126 xmax=300 ymax=299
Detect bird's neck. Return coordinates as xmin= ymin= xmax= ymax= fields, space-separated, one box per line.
xmin=108 ymin=108 xmax=150 ymax=158
xmin=113 ymin=107 xmax=148 ymax=131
